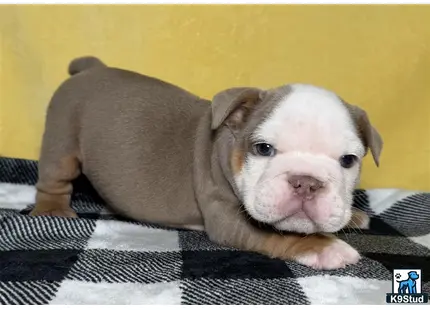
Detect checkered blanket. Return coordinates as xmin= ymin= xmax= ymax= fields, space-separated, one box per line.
xmin=0 ymin=156 xmax=429 ymax=305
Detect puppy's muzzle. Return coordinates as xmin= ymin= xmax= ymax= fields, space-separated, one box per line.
xmin=288 ymin=175 xmax=324 ymax=200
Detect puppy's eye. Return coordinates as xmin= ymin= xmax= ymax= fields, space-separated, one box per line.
xmin=339 ymin=154 xmax=358 ymax=168
xmin=253 ymin=143 xmax=276 ymax=157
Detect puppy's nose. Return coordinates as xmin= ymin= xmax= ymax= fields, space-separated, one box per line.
xmin=288 ymin=175 xmax=324 ymax=199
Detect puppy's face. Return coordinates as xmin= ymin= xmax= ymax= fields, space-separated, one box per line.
xmin=211 ymin=84 xmax=383 ymax=234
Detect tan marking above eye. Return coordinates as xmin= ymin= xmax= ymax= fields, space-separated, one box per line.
xmin=231 ymin=147 xmax=245 ymax=175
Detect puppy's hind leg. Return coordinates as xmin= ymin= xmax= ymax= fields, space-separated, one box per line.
xmin=31 ymin=155 xmax=80 ymax=218
xmin=30 ymin=98 xmax=81 ymax=218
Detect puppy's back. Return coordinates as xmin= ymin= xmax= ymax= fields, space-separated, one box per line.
xmin=42 ymin=57 xmax=209 ymax=226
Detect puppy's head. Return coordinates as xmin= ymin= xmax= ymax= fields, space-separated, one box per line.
xmin=211 ymin=84 xmax=383 ymax=234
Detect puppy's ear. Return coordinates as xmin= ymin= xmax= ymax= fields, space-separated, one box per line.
xmin=211 ymin=87 xmax=265 ymax=132
xmin=343 ymin=101 xmax=383 ymax=167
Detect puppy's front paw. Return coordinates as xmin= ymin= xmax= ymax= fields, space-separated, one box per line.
xmin=295 ymin=238 xmax=360 ymax=270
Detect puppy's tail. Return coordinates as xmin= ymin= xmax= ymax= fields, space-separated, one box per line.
xmin=68 ymin=56 xmax=106 ymax=76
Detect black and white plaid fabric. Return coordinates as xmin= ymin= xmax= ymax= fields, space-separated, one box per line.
xmin=0 ymin=156 xmax=429 ymax=305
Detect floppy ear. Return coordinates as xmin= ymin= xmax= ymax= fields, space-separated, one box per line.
xmin=343 ymin=102 xmax=383 ymax=167
xmin=211 ymin=87 xmax=264 ymax=132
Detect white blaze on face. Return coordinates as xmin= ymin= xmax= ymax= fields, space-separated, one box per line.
xmin=234 ymin=84 xmax=365 ymax=234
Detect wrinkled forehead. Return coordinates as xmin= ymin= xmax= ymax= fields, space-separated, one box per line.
xmin=252 ymin=84 xmax=365 ymax=157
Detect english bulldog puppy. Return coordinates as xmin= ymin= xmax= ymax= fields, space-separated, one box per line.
xmin=31 ymin=56 xmax=382 ymax=270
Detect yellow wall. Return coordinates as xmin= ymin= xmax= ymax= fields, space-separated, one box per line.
xmin=1 ymin=5 xmax=429 ymax=191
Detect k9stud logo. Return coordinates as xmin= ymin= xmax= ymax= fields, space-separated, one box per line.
xmin=386 ymin=269 xmax=428 ymax=304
